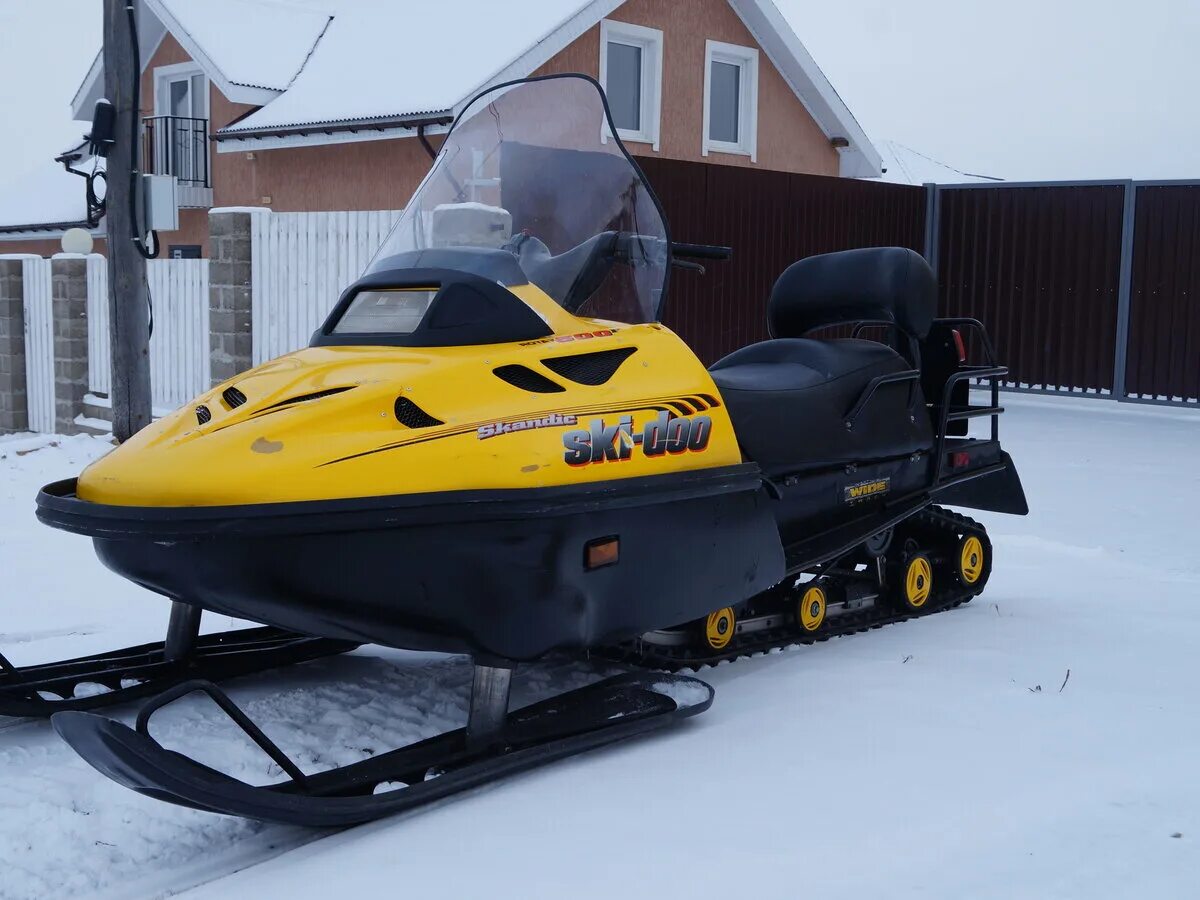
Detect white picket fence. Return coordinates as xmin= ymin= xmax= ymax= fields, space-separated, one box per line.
xmin=251 ymin=209 xmax=402 ymax=364
xmin=5 ymin=210 xmax=399 ymax=434
xmin=87 ymin=256 xmax=211 ymax=410
xmin=86 ymin=256 xmax=107 ymax=397
xmin=22 ymin=258 xmax=55 ymax=433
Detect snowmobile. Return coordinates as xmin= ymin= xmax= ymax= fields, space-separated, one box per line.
xmin=30 ymin=74 xmax=1026 ymax=826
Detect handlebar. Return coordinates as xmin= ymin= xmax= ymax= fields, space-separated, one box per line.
xmin=671 ymin=242 xmax=733 ymax=262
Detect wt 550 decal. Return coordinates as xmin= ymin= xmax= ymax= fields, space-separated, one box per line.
xmin=563 ymin=411 xmax=712 ymax=465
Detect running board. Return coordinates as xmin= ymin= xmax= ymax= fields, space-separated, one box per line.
xmin=0 ymin=628 xmax=358 ymax=719
xmin=52 ymin=673 xmax=713 ymax=827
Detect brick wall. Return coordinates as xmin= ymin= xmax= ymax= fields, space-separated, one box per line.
xmin=208 ymin=211 xmax=254 ymax=385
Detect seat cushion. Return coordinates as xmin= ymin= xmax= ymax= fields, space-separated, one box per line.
xmin=710 ymin=338 xmax=933 ymax=475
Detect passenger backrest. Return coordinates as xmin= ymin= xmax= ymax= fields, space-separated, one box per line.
xmin=768 ymin=247 xmax=937 ymax=340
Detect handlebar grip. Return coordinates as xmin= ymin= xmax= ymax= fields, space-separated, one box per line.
xmin=671 ymin=242 xmax=733 ymax=261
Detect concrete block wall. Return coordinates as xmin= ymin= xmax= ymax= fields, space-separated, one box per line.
xmin=51 ymin=256 xmax=90 ymax=435
xmin=0 ymin=259 xmax=28 ymax=433
xmin=208 ymin=211 xmax=254 ymax=387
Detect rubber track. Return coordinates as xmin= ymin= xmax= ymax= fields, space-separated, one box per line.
xmin=602 ymin=505 xmax=990 ymax=672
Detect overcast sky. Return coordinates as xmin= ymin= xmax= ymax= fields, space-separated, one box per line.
xmin=0 ymin=0 xmax=1197 ymax=191
xmin=782 ymin=0 xmax=1200 ymax=181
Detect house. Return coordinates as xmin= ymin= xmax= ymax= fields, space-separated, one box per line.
xmin=0 ymin=0 xmax=882 ymax=257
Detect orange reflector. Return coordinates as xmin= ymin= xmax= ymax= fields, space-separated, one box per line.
xmin=585 ymin=537 xmax=620 ymax=570
xmin=952 ymin=329 xmax=967 ymax=363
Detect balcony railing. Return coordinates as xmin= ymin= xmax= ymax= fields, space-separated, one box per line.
xmin=142 ymin=116 xmax=210 ymax=187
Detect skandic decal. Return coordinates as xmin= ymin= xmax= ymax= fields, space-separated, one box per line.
xmin=478 ymin=413 xmax=578 ymax=440
xmin=563 ymin=411 xmax=712 ymax=465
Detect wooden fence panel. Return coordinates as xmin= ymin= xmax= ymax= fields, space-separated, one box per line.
xmin=251 ymin=209 xmax=403 ymax=364
xmin=21 ymin=258 xmax=54 ymax=433
xmin=87 ymin=256 xmax=210 ymax=411
xmin=86 ymin=255 xmax=110 ymax=397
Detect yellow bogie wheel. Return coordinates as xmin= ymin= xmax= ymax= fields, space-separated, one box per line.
xmin=797 ymin=584 xmax=827 ymax=634
xmin=958 ymin=535 xmax=986 ymax=586
xmin=901 ymin=554 xmax=934 ymax=612
xmin=701 ymin=607 xmax=737 ymax=652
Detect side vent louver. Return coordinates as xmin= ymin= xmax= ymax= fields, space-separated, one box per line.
xmin=494 ymin=365 xmax=566 ymax=394
xmin=222 ymin=386 xmax=247 ymax=409
xmin=541 ymin=347 xmax=637 ymax=385
xmin=262 ymin=386 xmax=355 ymax=411
xmin=195 ymin=405 xmax=211 ymax=425
xmin=394 ymin=397 xmax=443 ymax=429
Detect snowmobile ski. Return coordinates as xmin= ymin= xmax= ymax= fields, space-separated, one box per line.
xmin=52 ymin=671 xmax=713 ymax=827
xmin=0 ymin=623 xmax=357 ymax=719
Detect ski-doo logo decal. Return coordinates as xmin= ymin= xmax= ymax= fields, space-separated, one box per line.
xmin=477 ymin=413 xmax=578 ymax=440
xmin=844 ymin=478 xmax=891 ymax=502
xmin=519 ymin=329 xmax=618 ymax=347
xmin=562 ymin=411 xmax=712 ymax=466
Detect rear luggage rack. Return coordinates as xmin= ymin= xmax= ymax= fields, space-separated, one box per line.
xmin=928 ymin=317 xmax=1008 ymax=487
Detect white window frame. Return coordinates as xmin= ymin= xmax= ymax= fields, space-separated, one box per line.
xmin=598 ymin=19 xmax=663 ymax=150
xmin=702 ymin=40 xmax=759 ymax=162
xmin=153 ymin=61 xmax=209 ymax=119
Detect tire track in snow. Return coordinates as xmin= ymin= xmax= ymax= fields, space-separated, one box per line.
xmin=0 ymin=652 xmax=614 ymax=899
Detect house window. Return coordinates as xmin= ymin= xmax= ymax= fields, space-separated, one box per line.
xmin=599 ymin=20 xmax=663 ymax=149
xmin=154 ymin=63 xmax=208 ymax=121
xmin=703 ymin=40 xmax=759 ymax=161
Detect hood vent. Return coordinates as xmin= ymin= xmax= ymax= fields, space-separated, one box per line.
xmin=394 ymin=396 xmax=443 ymax=428
xmin=222 ymin=386 xmax=247 ymax=409
xmin=494 ymin=365 xmax=565 ymax=394
xmin=262 ymin=386 xmax=355 ymax=411
xmin=541 ymin=347 xmax=637 ymax=386
xmin=195 ymin=405 xmax=212 ymax=425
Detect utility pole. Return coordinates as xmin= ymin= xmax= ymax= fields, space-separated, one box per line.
xmin=103 ymin=0 xmax=152 ymax=441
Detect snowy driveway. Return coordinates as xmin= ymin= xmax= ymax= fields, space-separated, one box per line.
xmin=0 ymin=394 xmax=1197 ymax=899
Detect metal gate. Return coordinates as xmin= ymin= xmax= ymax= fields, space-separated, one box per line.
xmin=22 ymin=258 xmax=54 ymax=432
xmin=1125 ymin=183 xmax=1200 ymax=403
xmin=929 ymin=179 xmax=1200 ymax=405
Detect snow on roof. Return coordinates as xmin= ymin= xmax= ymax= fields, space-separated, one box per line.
xmin=66 ymin=0 xmax=881 ymax=177
xmin=0 ymin=157 xmax=91 ymax=231
xmin=874 ymin=140 xmax=1002 ymax=185
xmin=218 ymin=0 xmax=603 ymax=133
xmin=157 ymin=0 xmax=333 ymax=91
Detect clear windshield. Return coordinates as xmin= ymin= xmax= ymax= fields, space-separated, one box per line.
xmin=367 ymin=75 xmax=670 ymax=324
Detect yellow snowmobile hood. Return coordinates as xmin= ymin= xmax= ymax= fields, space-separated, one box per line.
xmin=77 ymin=303 xmax=739 ymax=507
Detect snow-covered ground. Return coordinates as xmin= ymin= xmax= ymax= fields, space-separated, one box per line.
xmin=0 ymin=394 xmax=1197 ymax=899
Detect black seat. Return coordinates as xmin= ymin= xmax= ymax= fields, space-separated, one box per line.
xmin=710 ymin=248 xmax=937 ymax=476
